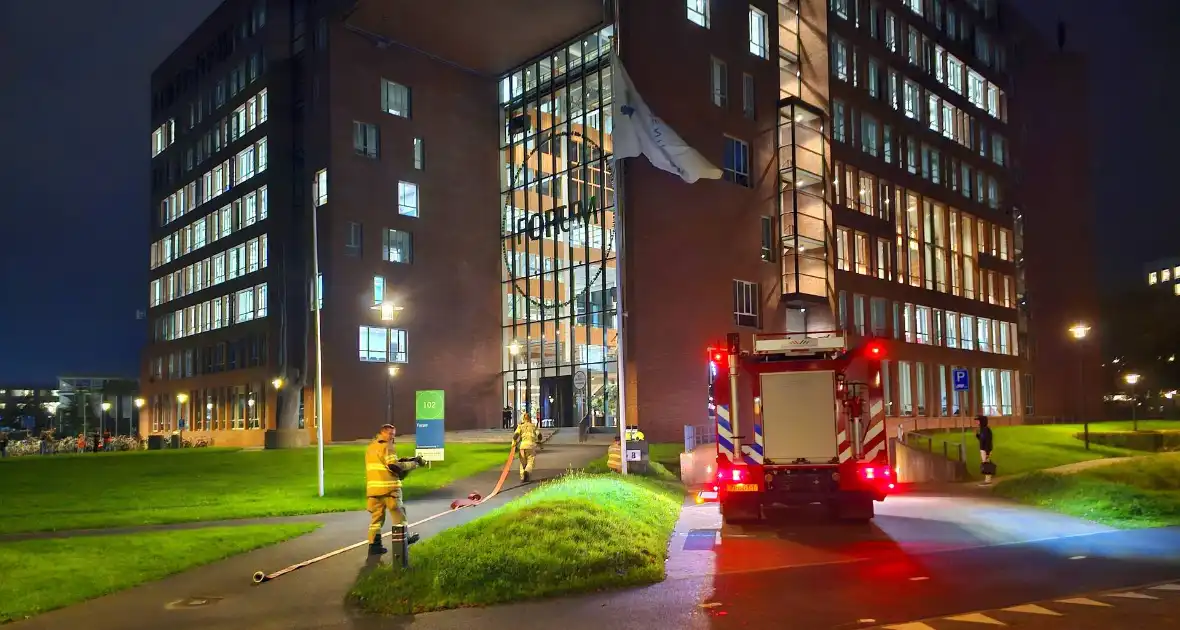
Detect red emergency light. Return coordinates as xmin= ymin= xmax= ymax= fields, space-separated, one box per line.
xmin=864 ymin=341 xmax=885 ymax=359
xmin=707 ymin=347 xmax=726 ymax=363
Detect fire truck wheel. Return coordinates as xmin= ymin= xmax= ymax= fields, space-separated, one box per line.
xmin=721 ymin=497 xmax=763 ymax=524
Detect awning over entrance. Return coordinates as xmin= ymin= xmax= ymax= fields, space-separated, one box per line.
xmin=343 ymin=0 xmax=606 ymax=75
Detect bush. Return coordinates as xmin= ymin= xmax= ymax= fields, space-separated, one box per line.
xmin=1076 ymin=430 xmax=1180 ymax=452
xmin=0 ymin=435 xmax=205 ymax=458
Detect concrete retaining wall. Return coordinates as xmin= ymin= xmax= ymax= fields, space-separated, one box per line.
xmin=893 ymin=438 xmax=968 ymax=484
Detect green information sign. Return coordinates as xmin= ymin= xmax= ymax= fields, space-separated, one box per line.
xmin=415 ymin=390 xmax=445 ymax=420
xmin=415 ymin=390 xmax=445 ymax=462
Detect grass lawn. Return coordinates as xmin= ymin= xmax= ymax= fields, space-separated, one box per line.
xmin=921 ymin=421 xmax=1180 ymax=479
xmin=350 ymin=471 xmax=683 ymax=614
xmin=993 ymin=453 xmax=1180 ymax=528
xmin=0 ymin=443 xmax=508 ymax=535
xmin=0 ymin=522 xmax=320 ymax=623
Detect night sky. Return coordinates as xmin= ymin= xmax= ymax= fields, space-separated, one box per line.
xmin=0 ymin=0 xmax=1175 ymax=383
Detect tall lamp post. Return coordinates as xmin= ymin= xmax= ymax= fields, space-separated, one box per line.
xmin=1068 ymin=323 xmax=1091 ymax=449
xmin=387 ymin=366 xmax=400 ymax=426
xmin=134 ymin=397 xmax=145 ymax=437
xmin=100 ymin=401 xmax=111 ymax=438
xmin=176 ymin=392 xmax=189 ymax=447
xmin=1125 ymin=373 xmax=1142 ymax=432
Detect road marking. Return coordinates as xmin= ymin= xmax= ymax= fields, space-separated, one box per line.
xmin=1107 ymin=592 xmax=1159 ymax=600
xmin=1002 ymin=604 xmax=1062 ymax=616
xmin=1055 ymin=597 xmax=1112 ymax=607
xmin=884 ymin=623 xmax=937 ymax=630
xmin=1149 ymin=583 xmax=1180 ymax=591
xmin=944 ymin=612 xmax=1006 ymax=625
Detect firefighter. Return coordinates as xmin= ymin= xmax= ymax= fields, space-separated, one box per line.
xmin=513 ymin=412 xmax=540 ymax=482
xmin=365 ymin=423 xmax=425 ymax=555
xmin=607 ymin=435 xmax=623 ymax=473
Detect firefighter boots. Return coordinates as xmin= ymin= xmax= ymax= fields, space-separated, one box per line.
xmin=368 ymin=540 xmax=388 ymax=555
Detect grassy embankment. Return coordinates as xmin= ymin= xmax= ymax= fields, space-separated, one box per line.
xmin=350 ymin=460 xmax=684 ymax=614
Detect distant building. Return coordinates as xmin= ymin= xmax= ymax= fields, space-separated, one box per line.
xmin=0 ymin=385 xmax=59 ymax=430
xmin=57 ymin=376 xmax=142 ymax=437
xmin=1145 ymin=258 xmax=1180 ymax=295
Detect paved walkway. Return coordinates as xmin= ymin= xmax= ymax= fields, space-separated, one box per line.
xmin=8 ymin=443 xmax=605 ymax=630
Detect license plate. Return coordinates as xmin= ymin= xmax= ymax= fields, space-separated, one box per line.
xmin=727 ymin=483 xmax=759 ymax=492
xmin=698 ymin=491 xmax=718 ymax=500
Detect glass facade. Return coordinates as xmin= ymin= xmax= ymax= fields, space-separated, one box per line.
xmin=499 ymin=26 xmax=618 ymax=430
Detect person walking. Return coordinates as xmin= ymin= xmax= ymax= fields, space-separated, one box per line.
xmin=502 ymin=406 xmax=514 ymax=430
xmin=365 ymin=423 xmax=424 ymax=556
xmin=513 ymin=412 xmax=540 ymax=482
xmin=976 ymin=415 xmax=995 ymax=485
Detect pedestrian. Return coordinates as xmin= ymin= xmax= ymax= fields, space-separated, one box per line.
xmin=976 ymin=415 xmax=995 ymax=485
xmin=365 ymin=423 xmax=424 ymax=556
xmin=40 ymin=430 xmax=52 ymax=455
xmin=513 ymin=412 xmax=540 ymax=482
xmin=578 ymin=413 xmax=589 ymax=443
xmin=502 ymin=405 xmax=513 ymax=430
xmin=0 ymin=431 xmax=8 ymax=458
xmin=103 ymin=431 xmax=112 ymax=452
xmin=92 ymin=431 xmax=101 ymax=454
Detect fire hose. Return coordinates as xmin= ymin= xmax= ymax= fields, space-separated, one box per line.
xmin=251 ymin=445 xmax=518 ymax=584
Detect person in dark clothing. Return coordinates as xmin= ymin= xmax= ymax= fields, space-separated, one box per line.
xmin=502 ymin=406 xmax=514 ymax=430
xmin=0 ymin=431 xmax=8 ymax=457
xmin=976 ymin=415 xmax=994 ymax=485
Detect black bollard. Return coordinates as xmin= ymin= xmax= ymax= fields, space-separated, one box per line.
xmin=390 ymin=524 xmax=409 ymax=569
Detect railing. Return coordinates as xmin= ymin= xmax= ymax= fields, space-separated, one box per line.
xmin=900 ymin=429 xmax=966 ymax=462
xmin=684 ymin=424 xmax=717 ymax=452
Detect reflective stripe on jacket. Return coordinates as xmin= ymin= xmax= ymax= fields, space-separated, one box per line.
xmin=514 ymin=421 xmax=539 ymax=450
xmin=365 ymin=438 xmax=417 ymax=497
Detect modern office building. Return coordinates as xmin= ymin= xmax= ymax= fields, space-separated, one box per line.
xmin=142 ymin=0 xmax=1072 ymax=445
xmin=1146 ymin=258 xmax=1180 ymax=294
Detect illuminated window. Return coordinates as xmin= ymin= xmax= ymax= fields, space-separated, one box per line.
xmin=397 ymin=181 xmax=419 ymax=217
xmin=832 ymin=37 xmax=849 ymax=81
xmin=1162 ymin=268 xmax=1172 ymax=282
xmin=413 ymin=138 xmax=425 ymax=170
xmin=380 ymin=79 xmax=411 ymax=118
xmin=373 ymin=276 xmax=384 ymax=306
xmin=722 ymin=136 xmax=750 ymax=186
xmin=760 ymin=216 xmax=775 ymax=261
xmin=711 ymin=57 xmax=727 ymax=107
xmin=353 ymin=121 xmax=379 ymax=158
xmin=382 ymin=229 xmax=412 ymax=263
xmin=1174 ymin=284 xmax=1180 ymax=296
xmin=1148 ymin=272 xmax=1158 ymax=285
xmin=837 ymin=228 xmax=851 ymax=271
xmin=748 ymin=6 xmax=769 ymax=58
xmin=687 ymin=0 xmax=709 ymax=27
xmin=313 ymin=169 xmax=328 ymax=206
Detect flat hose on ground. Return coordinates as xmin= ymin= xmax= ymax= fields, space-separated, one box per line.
xmin=251 ymin=445 xmax=518 ymax=584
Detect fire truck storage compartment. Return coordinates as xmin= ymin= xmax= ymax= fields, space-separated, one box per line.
xmin=760 ymin=370 xmax=838 ymax=463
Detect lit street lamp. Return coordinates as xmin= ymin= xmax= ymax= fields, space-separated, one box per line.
xmin=1068 ymin=323 xmax=1091 ymax=449
xmin=272 ymin=377 xmax=284 ymax=390
xmin=176 ymin=393 xmax=189 ymax=445
xmin=1124 ymin=373 xmax=1142 ymax=431
xmin=101 ymin=401 xmax=112 ymax=438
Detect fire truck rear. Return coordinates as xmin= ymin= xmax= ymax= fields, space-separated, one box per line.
xmin=703 ymin=332 xmax=895 ymax=523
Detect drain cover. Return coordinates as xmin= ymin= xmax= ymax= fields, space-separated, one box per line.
xmin=166 ymin=596 xmax=223 ymax=609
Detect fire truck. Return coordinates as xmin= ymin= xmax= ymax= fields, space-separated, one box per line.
xmin=702 ymin=332 xmax=895 ymax=523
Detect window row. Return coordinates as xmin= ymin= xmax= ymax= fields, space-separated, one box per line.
xmin=351 ymin=120 xmax=426 ymax=174
xmin=839 ymin=293 xmax=1018 ymax=357
xmin=151 ymin=185 xmax=267 ymax=270
xmin=148 ymin=383 xmax=266 ymax=434
xmin=153 ymin=283 xmax=268 ymax=342
xmin=152 ymin=120 xmax=176 ymax=158
xmin=358 ymin=326 xmax=409 ymax=363
xmin=830 ymin=0 xmax=1005 ymax=77
xmin=185 ymin=88 xmax=268 ymax=173
xmin=342 ymin=223 xmax=414 ymax=263
xmin=150 ymin=234 xmax=268 ymax=308
xmin=710 ymin=57 xmax=758 ymax=120
xmin=832 ymin=101 xmax=1002 ymax=210
xmin=159 ymin=137 xmax=268 ymax=227
xmin=1147 ymin=265 xmax=1180 ymax=286
xmin=149 ymin=333 xmax=267 ymax=382
xmin=833 ymin=162 xmax=1013 ymax=262
xmin=499 ymin=26 xmax=614 ymax=106
xmin=185 ymin=49 xmax=267 ymax=131
xmin=687 ymin=0 xmax=769 ymax=60
xmin=502 ymin=287 xmax=618 ymax=328
xmin=889 ymin=362 xmax=1016 ymax=418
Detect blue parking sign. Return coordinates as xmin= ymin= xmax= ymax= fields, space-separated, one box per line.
xmin=952 ymin=368 xmax=970 ymax=392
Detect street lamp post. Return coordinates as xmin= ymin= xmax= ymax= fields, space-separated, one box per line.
xmin=1124 ymin=373 xmax=1142 ymax=431
xmin=176 ymin=392 xmax=189 ymax=447
xmin=101 ymin=401 xmax=112 ymax=439
xmin=387 ymin=366 xmax=400 ymax=426
xmin=1069 ymin=323 xmax=1091 ymax=449
xmin=134 ymin=397 xmax=145 ymax=438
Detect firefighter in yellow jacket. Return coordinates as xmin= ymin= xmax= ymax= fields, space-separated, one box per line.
xmin=366 ymin=423 xmax=424 ymax=555
xmin=513 ymin=412 xmax=540 ymax=482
